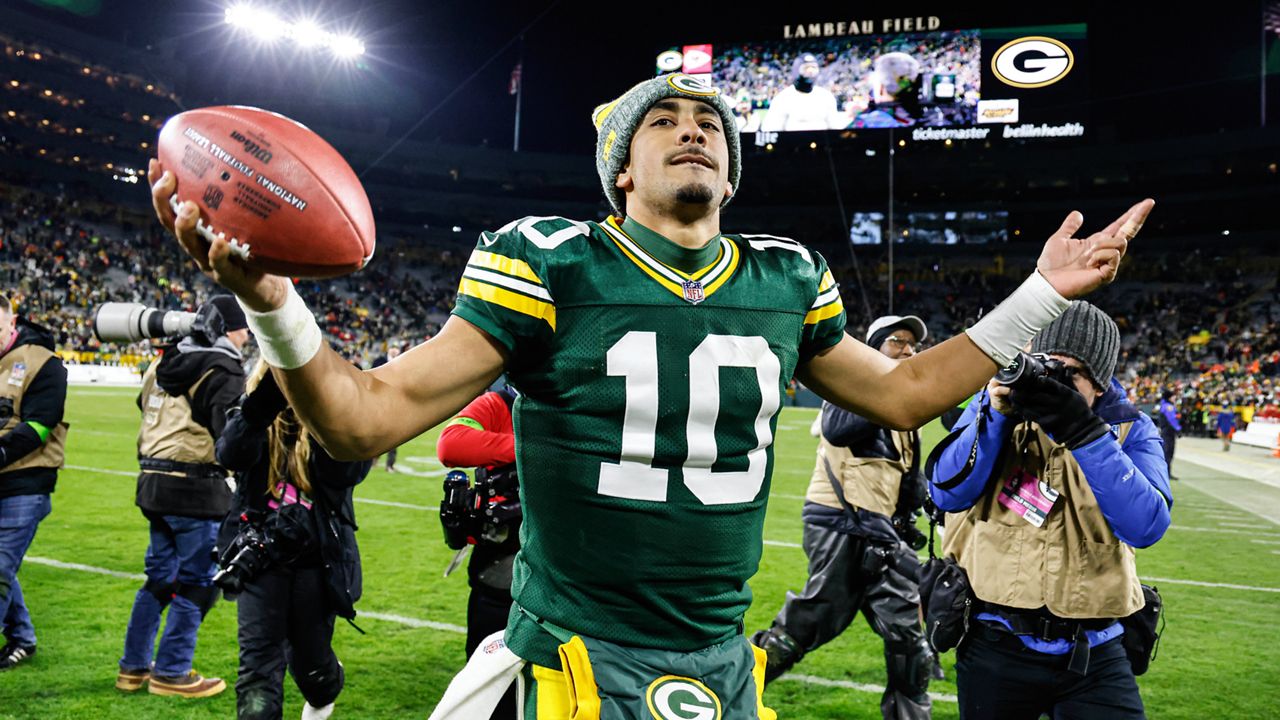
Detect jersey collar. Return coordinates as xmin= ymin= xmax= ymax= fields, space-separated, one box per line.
xmin=600 ymin=217 xmax=740 ymax=304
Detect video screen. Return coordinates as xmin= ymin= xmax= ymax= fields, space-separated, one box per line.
xmin=662 ymin=31 xmax=982 ymax=133
xmin=658 ymin=23 xmax=1088 ymax=139
xmin=850 ymin=210 xmax=1008 ymax=245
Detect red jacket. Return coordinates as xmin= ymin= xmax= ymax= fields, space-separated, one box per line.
xmin=436 ymin=390 xmax=515 ymax=470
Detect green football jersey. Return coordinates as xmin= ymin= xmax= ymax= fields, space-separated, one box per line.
xmin=451 ymin=215 xmax=845 ymax=666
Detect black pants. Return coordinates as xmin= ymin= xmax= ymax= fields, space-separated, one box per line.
xmin=466 ymin=573 xmax=516 ymax=720
xmin=236 ymin=565 xmax=343 ymax=720
xmin=774 ymin=523 xmax=932 ymax=720
xmin=1160 ymin=428 xmax=1176 ymax=471
xmin=956 ymin=623 xmax=1145 ymax=720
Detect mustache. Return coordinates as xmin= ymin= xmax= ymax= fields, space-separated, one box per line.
xmin=667 ymin=148 xmax=717 ymax=169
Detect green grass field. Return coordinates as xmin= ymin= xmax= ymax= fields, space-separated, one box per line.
xmin=1 ymin=387 xmax=1277 ymax=718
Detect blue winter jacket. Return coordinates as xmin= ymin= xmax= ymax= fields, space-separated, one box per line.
xmin=929 ymin=378 xmax=1173 ymax=549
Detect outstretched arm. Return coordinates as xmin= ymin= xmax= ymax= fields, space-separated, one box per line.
xmin=149 ymin=160 xmax=506 ymax=460
xmin=800 ymin=200 xmax=1154 ymax=429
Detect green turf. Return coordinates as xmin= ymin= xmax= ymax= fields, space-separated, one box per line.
xmin=0 ymin=389 xmax=1277 ymax=718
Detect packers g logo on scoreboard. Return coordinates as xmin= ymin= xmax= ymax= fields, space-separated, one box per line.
xmin=991 ymin=36 xmax=1074 ymax=89
xmin=646 ymin=676 xmax=722 ymax=720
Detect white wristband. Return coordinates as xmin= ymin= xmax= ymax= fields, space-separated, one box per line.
xmin=965 ymin=270 xmax=1071 ymax=369
xmin=238 ymin=282 xmax=323 ymax=370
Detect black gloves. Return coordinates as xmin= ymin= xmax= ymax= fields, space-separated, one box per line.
xmin=1008 ymin=372 xmax=1110 ymax=450
xmin=240 ymin=369 xmax=288 ymax=426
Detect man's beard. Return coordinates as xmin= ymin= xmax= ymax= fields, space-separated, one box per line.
xmin=674 ymin=182 xmax=716 ymax=205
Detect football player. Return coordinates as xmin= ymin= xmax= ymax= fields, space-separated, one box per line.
xmin=149 ymin=73 xmax=1151 ymax=719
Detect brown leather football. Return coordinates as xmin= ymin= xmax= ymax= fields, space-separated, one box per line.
xmin=157 ymin=105 xmax=374 ymax=278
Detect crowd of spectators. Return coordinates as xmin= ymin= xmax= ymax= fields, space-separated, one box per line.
xmin=835 ymin=249 xmax=1280 ymax=427
xmin=0 ymin=181 xmax=462 ymax=367
xmin=4 ymin=179 xmax=1279 ymax=430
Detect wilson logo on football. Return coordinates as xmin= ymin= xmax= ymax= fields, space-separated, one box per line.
xmin=645 ymin=676 xmax=722 ymax=720
xmin=667 ymin=74 xmax=720 ymax=97
xmin=991 ymin=36 xmax=1074 ymax=89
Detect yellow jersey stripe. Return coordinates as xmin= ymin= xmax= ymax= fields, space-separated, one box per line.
xmin=605 ymin=217 xmax=724 ymax=281
xmin=468 ymin=250 xmax=543 ymax=286
xmin=702 ymin=239 xmax=740 ymax=295
xmin=604 ymin=233 xmax=687 ymax=296
xmin=458 ymin=279 xmax=556 ymax=331
xmin=804 ymin=297 xmax=845 ymax=325
xmin=819 ymin=270 xmax=836 ymax=293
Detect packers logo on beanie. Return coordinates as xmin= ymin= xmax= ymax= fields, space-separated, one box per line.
xmin=591 ymin=73 xmax=742 ymax=217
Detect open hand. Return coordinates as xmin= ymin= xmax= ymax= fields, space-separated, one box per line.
xmin=148 ymin=158 xmax=289 ymax=313
xmin=1037 ymin=198 xmax=1154 ymax=299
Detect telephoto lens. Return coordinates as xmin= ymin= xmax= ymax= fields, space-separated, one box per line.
xmin=92 ymin=302 xmax=197 ymax=343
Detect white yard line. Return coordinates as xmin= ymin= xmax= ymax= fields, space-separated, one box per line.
xmin=26 ymin=556 xmax=146 ymax=581
xmin=1170 ymin=525 xmax=1280 ymax=538
xmin=763 ymin=540 xmax=803 ymax=549
xmin=64 ymin=463 xmax=438 ymax=512
xmin=1144 ymin=577 xmax=1280 ymax=594
xmin=20 ymin=555 xmax=950 ymax=702
xmin=781 ymin=674 xmax=957 ymax=704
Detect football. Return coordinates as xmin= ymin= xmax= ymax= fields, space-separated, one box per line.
xmin=156 ymin=105 xmax=375 ymax=278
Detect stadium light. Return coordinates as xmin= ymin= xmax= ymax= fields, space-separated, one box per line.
xmin=224 ymin=4 xmax=365 ymax=58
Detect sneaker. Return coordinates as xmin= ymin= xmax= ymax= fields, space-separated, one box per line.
xmin=148 ymin=670 xmax=227 ymax=698
xmin=302 ymin=702 xmax=335 ymax=720
xmin=0 ymin=642 xmax=35 ymax=670
xmin=115 ymin=665 xmax=151 ymax=691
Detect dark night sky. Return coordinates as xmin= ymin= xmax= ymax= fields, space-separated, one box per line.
xmin=13 ymin=0 xmax=1272 ymax=155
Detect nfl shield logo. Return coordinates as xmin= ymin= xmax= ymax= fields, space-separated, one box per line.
xmin=681 ymin=280 xmax=705 ymax=305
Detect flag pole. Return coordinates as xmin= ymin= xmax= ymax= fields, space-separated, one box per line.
xmin=513 ymin=35 xmax=525 ymax=152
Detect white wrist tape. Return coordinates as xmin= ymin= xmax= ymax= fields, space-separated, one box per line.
xmin=965 ymin=270 xmax=1070 ymax=368
xmin=239 ymin=282 xmax=323 ymax=370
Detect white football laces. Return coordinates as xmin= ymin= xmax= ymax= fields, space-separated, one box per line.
xmin=168 ymin=194 xmax=252 ymax=261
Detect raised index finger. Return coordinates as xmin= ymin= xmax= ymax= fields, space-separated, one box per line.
xmin=1115 ymin=198 xmax=1155 ymax=240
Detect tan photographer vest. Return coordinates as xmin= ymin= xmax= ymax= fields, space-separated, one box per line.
xmin=943 ymin=421 xmax=1144 ymax=620
xmin=137 ymin=361 xmax=217 ymax=466
xmin=0 ymin=344 xmax=68 ymax=472
xmin=805 ymin=430 xmax=915 ymax=517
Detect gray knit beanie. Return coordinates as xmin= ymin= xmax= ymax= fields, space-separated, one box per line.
xmin=591 ymin=73 xmax=742 ymax=217
xmin=1030 ymin=300 xmax=1120 ymax=388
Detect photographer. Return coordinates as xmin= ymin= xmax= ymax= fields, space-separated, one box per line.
xmin=752 ymin=316 xmax=934 ymax=720
xmin=118 ymin=295 xmax=248 ymax=698
xmin=1154 ymin=390 xmax=1181 ymax=473
xmin=215 ymin=361 xmax=371 ymax=720
xmin=0 ymin=296 xmax=68 ymax=671
xmin=435 ymin=384 xmax=519 ymax=720
xmin=927 ymin=302 xmax=1172 ymax=719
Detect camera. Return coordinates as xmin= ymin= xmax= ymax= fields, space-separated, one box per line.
xmin=92 ymin=301 xmax=226 ymax=346
xmin=439 ymin=466 xmax=521 ymax=550
xmin=212 ymin=505 xmax=319 ymax=593
xmin=92 ymin=302 xmax=196 ymax=343
xmin=891 ymin=511 xmax=928 ymax=552
xmin=212 ymin=520 xmax=269 ymax=594
xmin=994 ymin=352 xmax=1072 ymax=392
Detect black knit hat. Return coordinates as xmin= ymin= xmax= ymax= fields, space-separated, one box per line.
xmin=208 ymin=295 xmax=248 ymax=333
xmin=1030 ymin=301 xmax=1119 ymax=388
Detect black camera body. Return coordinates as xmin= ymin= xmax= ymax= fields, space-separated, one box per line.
xmin=439 ymin=466 xmax=522 ymax=550
xmin=213 ymin=504 xmax=319 ymax=594
xmin=994 ymin=352 xmax=1073 ymax=392
xmin=891 ymin=511 xmax=928 ymax=552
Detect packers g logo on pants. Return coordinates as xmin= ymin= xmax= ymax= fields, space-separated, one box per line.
xmin=645 ymin=676 xmax=722 ymax=720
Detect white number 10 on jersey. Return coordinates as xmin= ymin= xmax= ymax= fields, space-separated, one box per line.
xmin=598 ymin=331 xmax=781 ymax=505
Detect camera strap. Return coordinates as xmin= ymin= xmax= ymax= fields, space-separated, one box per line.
xmin=822 ymin=454 xmax=861 ymax=523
